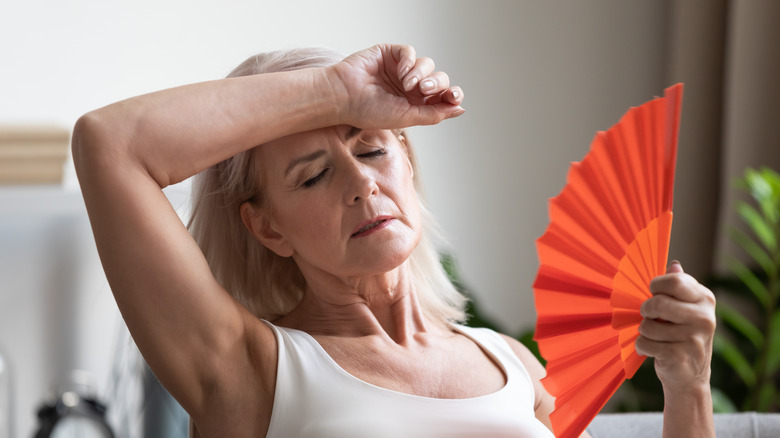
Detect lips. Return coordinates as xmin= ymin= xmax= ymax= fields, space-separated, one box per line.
xmin=351 ymin=216 xmax=394 ymax=238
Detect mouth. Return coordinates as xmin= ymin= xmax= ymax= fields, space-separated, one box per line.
xmin=351 ymin=216 xmax=394 ymax=238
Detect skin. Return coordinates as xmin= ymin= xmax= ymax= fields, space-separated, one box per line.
xmin=72 ymin=44 xmax=715 ymax=438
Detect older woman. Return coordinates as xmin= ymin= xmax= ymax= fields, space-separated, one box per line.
xmin=73 ymin=44 xmax=716 ymax=437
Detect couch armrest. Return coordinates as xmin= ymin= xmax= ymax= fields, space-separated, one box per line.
xmin=588 ymin=412 xmax=780 ymax=438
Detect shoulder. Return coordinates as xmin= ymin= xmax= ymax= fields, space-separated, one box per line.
xmin=496 ymin=333 xmax=554 ymax=430
xmin=496 ymin=334 xmax=546 ymax=383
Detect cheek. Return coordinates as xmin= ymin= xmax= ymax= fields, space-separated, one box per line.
xmin=269 ymin=195 xmax=344 ymax=258
xmin=273 ymin=197 xmax=333 ymax=236
xmin=387 ymin=158 xmax=421 ymax=218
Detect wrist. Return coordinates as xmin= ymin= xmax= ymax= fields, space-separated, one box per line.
xmin=307 ymin=66 xmax=344 ymax=127
xmin=316 ymin=64 xmax=346 ymax=125
xmin=661 ymin=382 xmax=714 ymax=438
xmin=662 ymin=380 xmax=713 ymax=409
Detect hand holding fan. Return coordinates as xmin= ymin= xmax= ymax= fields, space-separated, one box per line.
xmin=533 ymin=84 xmax=683 ymax=438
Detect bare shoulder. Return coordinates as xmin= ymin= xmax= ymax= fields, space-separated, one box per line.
xmin=498 ymin=334 xmax=546 ymax=380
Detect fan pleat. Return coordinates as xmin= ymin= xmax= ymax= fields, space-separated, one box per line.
xmin=606 ymin=127 xmax=644 ymax=233
xmin=542 ymin=337 xmax=620 ymax=394
xmin=533 ymin=84 xmax=683 ymax=438
xmin=640 ymin=100 xmax=663 ymax=214
xmin=588 ymin=134 xmax=639 ymax=240
xmin=663 ymin=85 xmax=682 ymax=211
xmin=548 ymin=358 xmax=626 ymax=438
xmin=536 ymin=239 xmax=614 ymax=287
xmin=550 ymin=193 xmax=624 ymax=261
xmin=622 ymin=110 xmax=653 ymax=227
xmin=619 ymin=325 xmax=646 ymax=378
xmin=559 ymin=167 xmax=626 ymax=258
xmin=539 ymin=223 xmax=617 ymax=278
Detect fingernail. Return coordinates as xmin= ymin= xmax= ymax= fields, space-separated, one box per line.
xmin=404 ymin=76 xmax=419 ymax=91
xmin=399 ymin=65 xmax=410 ymax=79
xmin=451 ymin=90 xmax=460 ymax=100
xmin=420 ymin=79 xmax=435 ymax=91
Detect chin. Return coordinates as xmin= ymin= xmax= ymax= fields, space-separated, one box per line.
xmin=353 ymin=238 xmax=420 ymax=276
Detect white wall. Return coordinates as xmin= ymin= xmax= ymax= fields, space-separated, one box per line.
xmin=0 ymin=0 xmax=670 ymax=435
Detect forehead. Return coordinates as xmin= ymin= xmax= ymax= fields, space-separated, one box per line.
xmin=257 ymin=125 xmax=344 ymax=164
xmin=256 ymin=127 xmax=400 ymax=171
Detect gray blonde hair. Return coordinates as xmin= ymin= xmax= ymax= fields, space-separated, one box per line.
xmin=187 ymin=47 xmax=467 ymax=324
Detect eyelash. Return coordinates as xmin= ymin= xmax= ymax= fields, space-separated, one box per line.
xmin=302 ymin=169 xmax=328 ymax=188
xmin=300 ymin=148 xmax=387 ymax=189
xmin=358 ymin=148 xmax=386 ymax=159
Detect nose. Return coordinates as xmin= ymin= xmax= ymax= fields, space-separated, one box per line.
xmin=343 ymin=160 xmax=378 ymax=205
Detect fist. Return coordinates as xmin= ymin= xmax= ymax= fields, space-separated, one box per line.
xmin=635 ymin=261 xmax=717 ymax=389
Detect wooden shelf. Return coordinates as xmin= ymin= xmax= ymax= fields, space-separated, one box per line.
xmin=0 ymin=125 xmax=70 ymax=185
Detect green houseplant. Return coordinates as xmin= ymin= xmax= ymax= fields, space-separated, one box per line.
xmin=712 ymin=166 xmax=780 ymax=412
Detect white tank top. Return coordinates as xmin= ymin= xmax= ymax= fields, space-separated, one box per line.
xmin=262 ymin=321 xmax=555 ymax=438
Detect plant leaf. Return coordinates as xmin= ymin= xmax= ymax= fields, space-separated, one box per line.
xmin=713 ymin=334 xmax=757 ymax=388
xmin=759 ymin=166 xmax=780 ymax=199
xmin=716 ymin=304 xmax=764 ymax=349
xmin=727 ymin=256 xmax=771 ymax=308
xmin=745 ymin=168 xmax=773 ymax=203
xmin=766 ymin=310 xmax=780 ymax=376
xmin=736 ymin=201 xmax=777 ymax=252
xmin=757 ymin=384 xmax=775 ymax=412
xmin=728 ymin=227 xmax=775 ymax=275
xmin=711 ymin=387 xmax=738 ymax=413
xmin=751 ymin=168 xmax=780 ymax=224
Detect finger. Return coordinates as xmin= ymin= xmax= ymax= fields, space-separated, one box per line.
xmin=640 ymin=294 xmax=706 ymax=324
xmin=392 ymin=44 xmax=417 ymax=81
xmin=407 ymin=103 xmax=466 ymax=126
xmin=634 ymin=334 xmax=683 ymax=359
xmin=418 ymin=71 xmax=450 ymax=96
xmin=667 ymin=260 xmax=684 ymax=274
xmin=423 ymin=86 xmax=464 ymax=106
xmin=403 ymin=57 xmax=435 ymax=91
xmin=638 ymin=318 xmax=699 ymax=343
xmin=445 ymin=86 xmax=464 ymax=105
xmin=431 ymin=103 xmax=466 ymax=120
xmin=635 ymin=330 xmax=712 ymax=367
xmin=649 ymin=272 xmax=708 ymax=303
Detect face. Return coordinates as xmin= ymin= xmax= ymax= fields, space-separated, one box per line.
xmin=243 ymin=126 xmax=422 ymax=280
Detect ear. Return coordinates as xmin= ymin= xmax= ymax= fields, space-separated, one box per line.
xmin=240 ymin=201 xmax=294 ymax=258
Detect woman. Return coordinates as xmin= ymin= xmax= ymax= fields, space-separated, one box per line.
xmin=73 ymin=44 xmax=716 ymax=437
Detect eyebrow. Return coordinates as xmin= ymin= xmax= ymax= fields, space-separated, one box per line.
xmin=345 ymin=126 xmax=362 ymax=141
xmin=284 ymin=150 xmax=327 ymax=177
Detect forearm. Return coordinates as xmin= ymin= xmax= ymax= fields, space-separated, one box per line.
xmin=662 ymin=383 xmax=715 ymax=438
xmin=73 ymin=67 xmax=339 ymax=188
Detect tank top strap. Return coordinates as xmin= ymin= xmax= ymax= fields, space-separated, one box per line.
xmin=450 ymin=324 xmax=538 ymax=405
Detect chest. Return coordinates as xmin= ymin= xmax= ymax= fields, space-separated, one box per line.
xmin=314 ymin=334 xmax=508 ymax=399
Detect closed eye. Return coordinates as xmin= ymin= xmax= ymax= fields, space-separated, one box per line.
xmin=301 ymin=168 xmax=329 ymax=188
xmin=358 ymin=149 xmax=386 ymax=159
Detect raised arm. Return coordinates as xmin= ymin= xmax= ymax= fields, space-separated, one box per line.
xmin=72 ymin=44 xmax=464 ymax=420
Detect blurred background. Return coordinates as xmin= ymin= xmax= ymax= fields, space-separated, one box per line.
xmin=0 ymin=0 xmax=778 ymax=436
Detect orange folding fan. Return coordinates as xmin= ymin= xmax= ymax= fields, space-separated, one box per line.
xmin=533 ymin=84 xmax=683 ymax=438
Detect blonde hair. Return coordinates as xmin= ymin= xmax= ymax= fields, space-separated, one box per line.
xmin=187 ymin=47 xmax=467 ymax=324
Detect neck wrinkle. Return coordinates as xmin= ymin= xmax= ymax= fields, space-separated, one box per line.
xmin=278 ymin=263 xmax=436 ymax=344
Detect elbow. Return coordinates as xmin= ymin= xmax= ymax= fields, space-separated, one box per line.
xmin=71 ymin=110 xmax=130 ymax=183
xmin=72 ymin=108 xmax=171 ymax=188
xmin=72 ymin=111 xmax=108 ymax=175
xmin=71 ymin=111 xmax=97 ymax=173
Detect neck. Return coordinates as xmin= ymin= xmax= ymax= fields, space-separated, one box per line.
xmin=276 ymin=262 xmax=438 ymax=343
